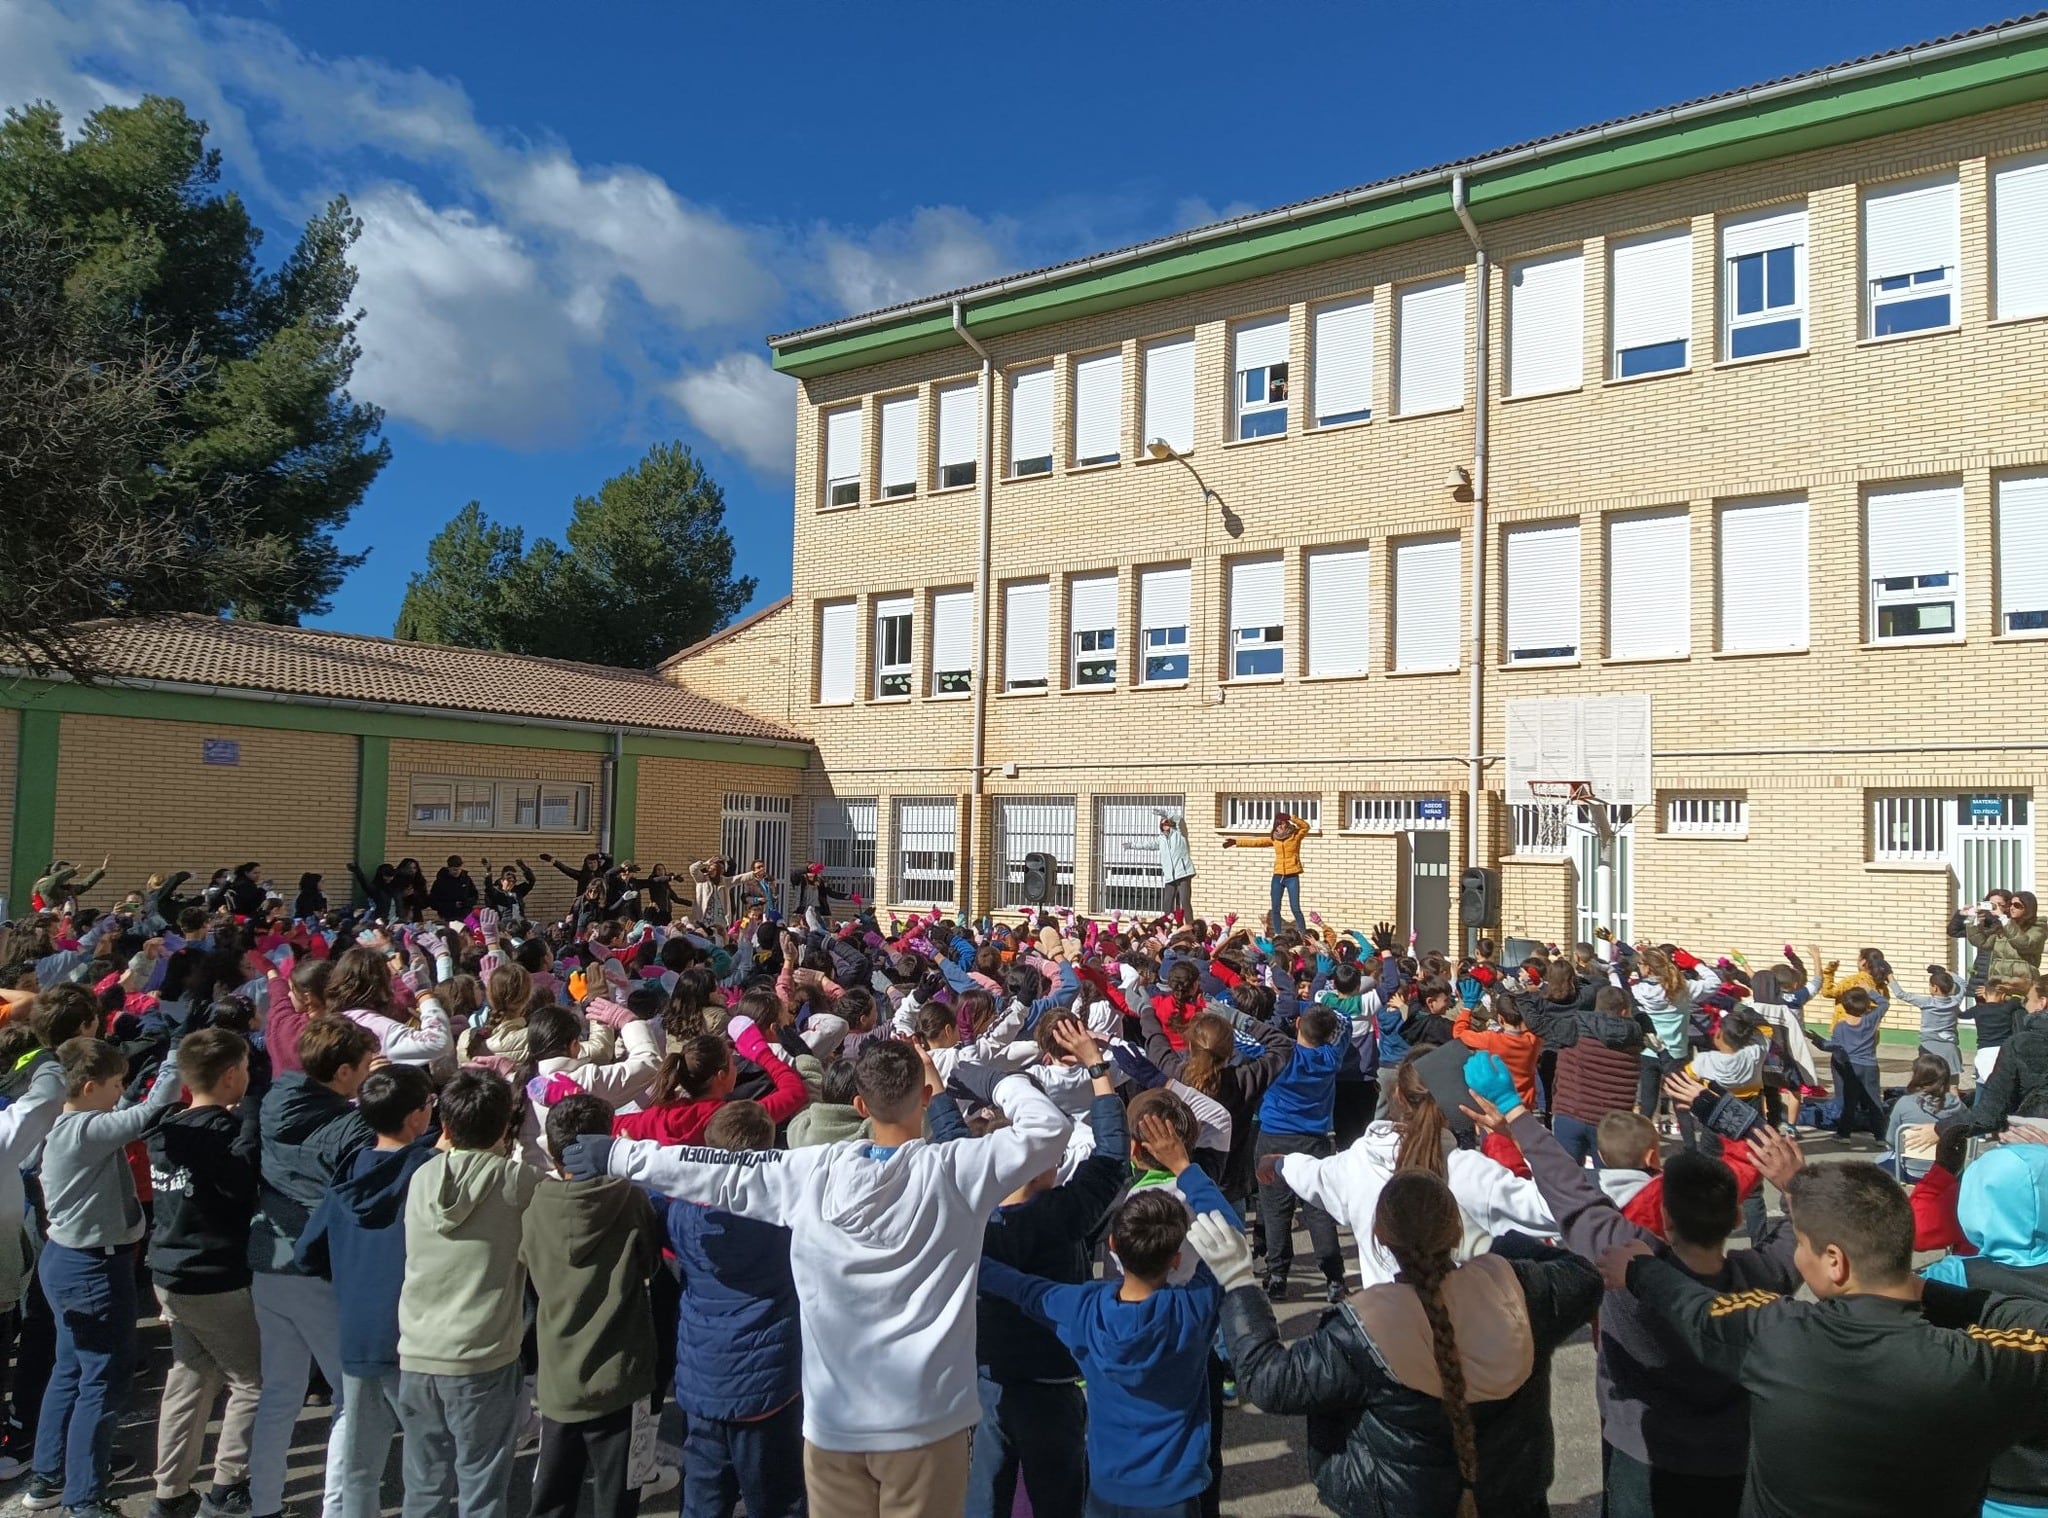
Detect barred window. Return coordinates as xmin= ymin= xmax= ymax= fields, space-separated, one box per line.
xmin=810 ymin=798 xmax=878 ymax=905
xmin=1345 ymin=795 xmax=1451 ymax=833
xmin=995 ymin=797 xmax=1077 ymax=909
xmin=1222 ymin=795 xmax=1322 ymax=833
xmin=1511 ymin=802 xmax=1571 ymax=857
xmin=893 ymin=798 xmax=959 ymax=905
xmin=1870 ymin=792 xmax=1948 ymax=863
xmin=1664 ymin=794 xmax=1748 ymax=837
xmin=721 ymin=794 xmax=792 ymax=880
xmin=1093 ymin=795 xmax=1186 ymax=914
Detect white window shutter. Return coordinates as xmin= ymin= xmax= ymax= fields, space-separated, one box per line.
xmin=1505 ymin=523 xmax=1582 ymax=658
xmin=937 ymin=384 xmax=979 ymax=471
xmin=1999 ymin=472 xmax=2048 ymax=627
xmin=1864 ymin=175 xmax=1960 ymax=281
xmin=1004 ymin=581 xmax=1049 ymax=686
xmin=1143 ymin=336 xmax=1196 ymax=454
xmin=1607 ymin=511 xmax=1691 ymax=659
xmin=1508 ymin=250 xmax=1585 ymax=396
xmin=1312 ymin=297 xmax=1374 ymax=423
xmin=1866 ymin=481 xmax=1963 ymax=581
xmin=1719 ymin=497 xmax=1809 ymax=653
xmin=1070 ymin=574 xmax=1118 ymax=634
xmin=931 ymin=590 xmax=973 ymax=674
xmin=1233 ymin=315 xmax=1289 ymax=374
xmin=1140 ymin=566 xmax=1190 ymax=631
xmin=878 ymin=395 xmax=918 ymax=491
xmin=824 ymin=408 xmax=861 ymax=482
xmin=1229 ymin=558 xmax=1284 ymax=631
xmin=1009 ymin=368 xmax=1053 ymax=468
xmin=818 ymin=601 xmax=857 ymax=703
xmin=1723 ymin=206 xmax=1808 ymax=260
xmin=1994 ymin=156 xmax=2048 ymax=319
xmin=1393 ymin=536 xmax=1460 ymax=671
xmin=1306 ymin=547 xmax=1370 ymax=675
xmin=1397 ymin=276 xmax=1466 ymax=415
xmin=1611 ymin=228 xmax=1692 ymax=353
xmin=1073 ymin=352 xmax=1122 ymax=462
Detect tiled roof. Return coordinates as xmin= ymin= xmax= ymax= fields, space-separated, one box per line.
xmin=34 ymin=615 xmax=806 ymax=744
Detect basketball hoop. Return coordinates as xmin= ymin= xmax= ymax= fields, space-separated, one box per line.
xmin=1530 ymin=779 xmax=1614 ymax=842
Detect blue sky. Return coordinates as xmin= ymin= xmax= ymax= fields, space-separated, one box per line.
xmin=3 ymin=0 xmax=1990 ymax=638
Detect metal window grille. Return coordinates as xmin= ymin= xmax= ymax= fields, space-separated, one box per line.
xmin=1871 ymin=792 xmax=1949 ymax=863
xmin=892 ymin=797 xmax=959 ymax=905
xmin=721 ymin=794 xmax=792 ymax=881
xmin=1664 ymin=795 xmax=1749 ymax=836
xmin=809 ymin=798 xmax=877 ymax=904
xmin=1092 ymin=795 xmax=1186 ymax=914
xmin=1222 ymin=795 xmax=1322 ymax=833
xmin=1512 ymin=802 xmax=1572 ymax=857
xmin=994 ymin=797 xmax=1076 ymax=909
xmin=1345 ymin=795 xmax=1450 ymax=832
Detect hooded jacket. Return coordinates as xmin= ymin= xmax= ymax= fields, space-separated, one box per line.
xmin=1548 ymin=1008 xmax=1647 ymax=1126
xmin=0 ymin=1063 xmax=65 ymax=1311
xmin=604 ymin=1073 xmax=1069 ymax=1452
xmin=398 ymin=1148 xmax=540 ymax=1376
xmin=522 ymin=1176 xmax=660 ymax=1422
xmin=147 ymin=1104 xmax=262 ymax=1294
xmin=248 ymin=1073 xmax=375 ymax=1275
xmin=665 ymin=1189 xmax=800 ymax=1422
xmin=1977 ymin=1015 xmax=2048 ymax=1135
xmin=787 ymin=1102 xmax=870 ymax=1148
xmin=295 ymin=1141 xmax=439 ymax=1378
xmin=1967 ymin=915 xmax=2048 ymax=985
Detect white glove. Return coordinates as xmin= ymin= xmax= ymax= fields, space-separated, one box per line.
xmin=1186 ymin=1211 xmax=1257 ymax=1293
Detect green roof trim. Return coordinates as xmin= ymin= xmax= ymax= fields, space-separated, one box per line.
xmin=770 ymin=21 xmax=2048 ymax=380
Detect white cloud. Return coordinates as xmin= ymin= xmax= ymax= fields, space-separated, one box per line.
xmin=811 ymin=205 xmax=1019 ymax=316
xmin=1173 ymin=196 xmax=1262 ymax=230
xmin=667 ymin=353 xmax=797 ymax=476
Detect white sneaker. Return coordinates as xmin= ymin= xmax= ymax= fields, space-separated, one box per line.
xmin=638 ymin=1464 xmax=680 ymax=1500
xmin=0 ymin=1453 xmax=24 ymax=1481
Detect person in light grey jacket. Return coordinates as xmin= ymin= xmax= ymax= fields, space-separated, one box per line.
xmin=1157 ymin=814 xmax=1196 ymax=922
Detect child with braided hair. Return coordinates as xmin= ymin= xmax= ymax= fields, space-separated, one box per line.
xmin=1191 ymin=1167 xmax=1598 ymax=1518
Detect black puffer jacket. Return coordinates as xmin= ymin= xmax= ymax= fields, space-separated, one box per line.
xmin=1223 ymin=1249 xmax=1600 ymax=1517
xmin=1974 ymin=1014 xmax=2048 ymax=1134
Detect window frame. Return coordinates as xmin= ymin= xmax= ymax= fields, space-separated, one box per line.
xmin=1221 ymin=795 xmax=1322 ymax=835
xmin=1228 ymin=556 xmax=1286 ymax=681
xmin=1870 ymin=792 xmax=1949 ymax=864
xmin=408 ymin=774 xmax=591 ymax=835
xmin=1344 ymin=794 xmax=1450 ymax=833
xmin=892 ymin=796 xmax=959 ymax=906
xmin=1072 ymin=349 xmax=1124 ymax=467
xmin=1721 ymin=210 xmax=1808 ymax=361
xmin=1609 ymin=225 xmax=1693 ymax=379
xmin=1866 ymin=483 xmax=1964 ymax=647
xmin=1138 ymin=565 xmax=1192 ymax=685
xmin=1068 ymin=573 xmax=1119 ymax=689
xmin=877 ymin=391 xmax=919 ymax=499
xmin=810 ymin=797 xmax=878 ymax=906
xmin=929 ymin=587 xmax=974 ymax=696
xmin=822 ymin=405 xmax=863 ymax=509
xmin=872 ymin=596 xmax=913 ymax=698
xmin=1008 ymin=365 xmax=1055 ymax=478
xmin=1664 ymin=794 xmax=1749 ymax=838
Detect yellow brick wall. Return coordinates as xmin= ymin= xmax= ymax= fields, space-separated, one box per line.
xmin=386 ymin=740 xmax=603 ymax=922
xmin=50 ymin=713 xmax=357 ymax=909
xmin=663 ymin=610 xmax=801 ymax=730
xmin=634 ymin=755 xmax=802 ymax=878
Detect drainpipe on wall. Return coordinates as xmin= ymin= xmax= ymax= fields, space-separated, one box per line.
xmin=599 ymin=730 xmax=622 ymax=857
xmin=953 ymin=299 xmax=998 ymax=921
xmin=1451 ymin=173 xmax=1490 ymax=878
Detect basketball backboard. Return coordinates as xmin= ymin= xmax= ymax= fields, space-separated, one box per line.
xmin=1505 ymin=694 xmax=1652 ymax=805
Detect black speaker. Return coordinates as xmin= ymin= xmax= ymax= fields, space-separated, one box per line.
xmin=1021 ymin=851 xmax=1056 ymax=904
xmin=1458 ymin=866 xmax=1498 ymax=927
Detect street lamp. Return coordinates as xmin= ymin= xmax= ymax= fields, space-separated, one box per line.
xmin=1146 ymin=438 xmax=1242 ymax=537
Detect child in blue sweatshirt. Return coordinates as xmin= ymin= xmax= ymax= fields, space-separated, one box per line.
xmin=293 ymin=1064 xmax=438 ymax=1518
xmin=1252 ymin=1004 xmax=1346 ymax=1300
xmin=979 ymin=1186 xmax=1230 ymax=1518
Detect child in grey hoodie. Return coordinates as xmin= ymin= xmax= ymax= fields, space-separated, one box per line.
xmin=1890 ymin=965 xmax=1966 ymax=1076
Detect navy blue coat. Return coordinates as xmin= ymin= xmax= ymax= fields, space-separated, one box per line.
xmin=664 ymin=1196 xmax=801 ymax=1421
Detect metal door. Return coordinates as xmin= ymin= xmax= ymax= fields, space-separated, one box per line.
xmin=1574 ymin=805 xmax=1634 ymax=947
xmin=1951 ymin=793 xmax=2034 ymax=972
xmin=1404 ymin=829 xmax=1452 ymax=955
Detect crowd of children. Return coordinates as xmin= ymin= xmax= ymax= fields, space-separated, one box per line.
xmin=0 ymin=857 xmax=2045 ymax=1518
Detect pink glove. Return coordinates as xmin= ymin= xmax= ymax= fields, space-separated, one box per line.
xmin=585 ymin=997 xmax=634 ymax=1031
xmin=729 ymin=1018 xmax=771 ymax=1064
xmin=476 ymin=908 xmax=501 ymax=939
xmin=465 ymin=1054 xmax=517 ymax=1079
xmin=479 ymin=951 xmax=505 ymax=979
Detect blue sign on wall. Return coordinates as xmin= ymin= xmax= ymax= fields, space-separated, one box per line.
xmin=202 ymin=739 xmax=241 ymax=767
xmin=1969 ymin=796 xmax=2005 ymax=821
xmin=1418 ymin=797 xmax=1451 ymax=821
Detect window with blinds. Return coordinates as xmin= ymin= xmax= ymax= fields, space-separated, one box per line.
xmin=1229 ymin=556 xmax=1285 ymax=678
xmin=1312 ymin=296 xmax=1373 ymax=426
xmin=873 ymin=595 xmax=912 ymax=697
xmin=1004 ymin=580 xmax=1049 ymax=691
xmin=1142 ymin=335 xmax=1196 ymax=455
xmin=1505 ymin=522 xmax=1582 ymax=663
xmin=1069 ymin=574 xmax=1118 ymax=687
xmin=1009 ymin=366 xmax=1054 ymax=476
xmin=1994 ymin=154 xmax=2048 ymax=321
xmin=1866 ymin=480 xmax=1964 ymax=642
xmin=1998 ymin=471 xmax=2048 ymax=635
xmin=1606 ymin=510 xmax=1691 ymax=659
xmin=1718 ymin=496 xmax=1808 ymax=653
xmin=1722 ymin=206 xmax=1807 ymax=359
xmin=878 ymin=393 xmax=918 ymax=497
xmin=1073 ymin=350 xmax=1122 ymax=466
xmin=1306 ymin=546 xmax=1370 ymax=676
xmin=1610 ymin=227 xmax=1692 ymax=378
xmin=936 ymin=383 xmax=979 ymax=489
xmin=1232 ymin=315 xmax=1290 ymax=440
xmin=1139 ymin=565 xmax=1191 ymax=683
xmin=1864 ymin=174 xmax=1959 ymax=338
xmin=1508 ymin=250 xmax=1584 ymax=397
xmin=1397 ymin=276 xmax=1466 ymax=415
xmin=1393 ymin=536 xmax=1460 ymax=672
xmin=817 ymin=599 xmax=857 ymax=704
xmin=823 ymin=406 xmax=861 ymax=508
xmin=930 ymin=588 xmax=973 ymax=695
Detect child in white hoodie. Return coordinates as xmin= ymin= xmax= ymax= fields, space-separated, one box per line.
xmin=513 ymin=1000 xmax=660 ymax=1167
xmin=562 ymin=1037 xmax=1069 ymax=1517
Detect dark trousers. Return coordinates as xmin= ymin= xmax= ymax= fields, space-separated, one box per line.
xmin=1637 ymin=1053 xmax=1685 ymax=1119
xmin=1087 ymin=1497 xmax=1201 ymax=1518
xmin=1332 ymin=1079 xmax=1378 ymax=1152
xmin=1162 ymin=876 xmax=1192 ymax=921
xmin=10 ymin=1267 xmax=55 ymax=1449
xmin=680 ymin=1397 xmax=805 ymax=1518
xmin=1254 ymin=1131 xmax=1343 ymax=1285
xmin=1552 ymin=1113 xmax=1602 ymax=1168
xmin=1602 ymin=1440 xmax=1744 ymax=1518
xmin=530 ymin=1403 xmax=638 ymax=1518
xmin=649 ymin=1263 xmax=681 ymax=1415
xmin=964 ymin=1374 xmax=1085 ymax=1518
xmin=1831 ymin=1053 xmax=1886 ymax=1139
xmin=34 ymin=1241 xmax=138 ymax=1507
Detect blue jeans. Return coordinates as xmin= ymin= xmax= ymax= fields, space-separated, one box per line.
xmin=1552 ymin=1113 xmax=1602 ymax=1169
xmin=964 ymin=1373 xmax=1086 ymax=1518
xmin=1268 ymin=873 xmax=1305 ymax=933
xmin=681 ymin=1397 xmax=806 ymax=1518
xmin=34 ymin=1241 xmax=138 ymax=1507
xmin=1087 ymin=1497 xmax=1202 ymax=1518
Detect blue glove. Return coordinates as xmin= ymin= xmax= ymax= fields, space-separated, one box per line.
xmin=1110 ymin=1043 xmax=1167 ymax=1091
xmin=560 ymin=1135 xmax=615 ymax=1183
xmin=1462 ymin=1050 xmax=1524 ymax=1118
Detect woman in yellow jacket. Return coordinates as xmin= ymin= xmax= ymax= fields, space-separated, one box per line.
xmin=1225 ymin=811 xmax=1309 ymax=934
